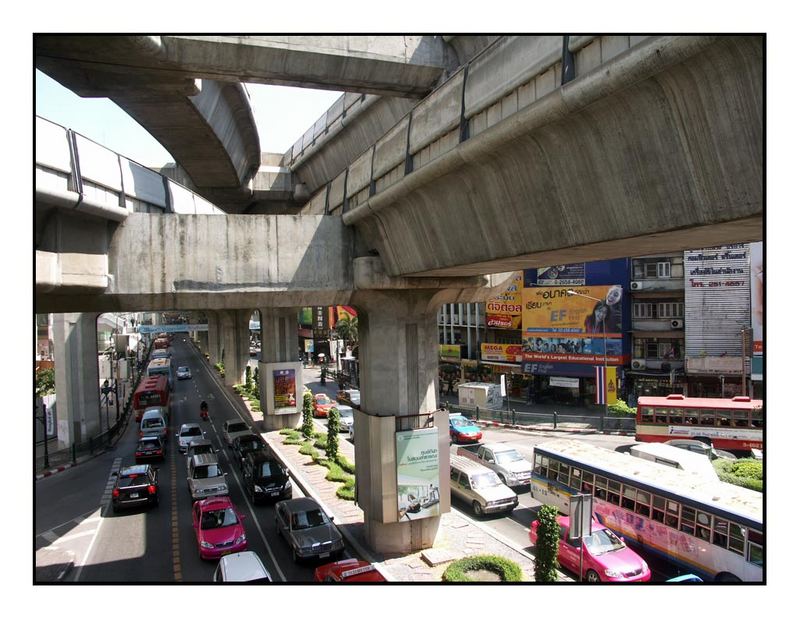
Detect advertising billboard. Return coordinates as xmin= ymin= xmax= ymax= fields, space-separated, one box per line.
xmin=750 ymin=242 xmax=763 ymax=356
xmin=396 ymin=428 xmax=441 ymax=521
xmin=439 ymin=344 xmax=461 ymax=361
xmin=522 ymin=285 xmax=624 ymax=365
xmin=533 ymin=263 xmax=586 ymax=286
xmin=480 ymin=343 xmax=522 ymax=363
xmin=486 ymin=272 xmax=522 ymax=329
xmin=263 ymin=362 xmax=303 ymax=415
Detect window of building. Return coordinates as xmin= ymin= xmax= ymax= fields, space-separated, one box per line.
xmin=657 ymin=262 xmax=671 ymax=278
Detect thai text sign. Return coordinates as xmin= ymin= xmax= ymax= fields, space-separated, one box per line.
xmin=481 ymin=343 xmax=522 ymax=363
xmin=396 ymin=428 xmax=441 ymax=522
xmin=486 ymin=272 xmax=522 ymax=329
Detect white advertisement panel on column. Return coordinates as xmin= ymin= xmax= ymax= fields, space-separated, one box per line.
xmin=263 ymin=362 xmax=303 ymax=415
xmin=396 ymin=427 xmax=441 ymax=521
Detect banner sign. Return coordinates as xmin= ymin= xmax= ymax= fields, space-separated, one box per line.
xmin=594 ymin=366 xmax=618 ymax=405
xmin=486 ymin=272 xmax=523 ymax=329
xmin=534 ymin=263 xmax=586 ymax=286
xmin=439 ymin=344 xmax=461 ymax=360
xmin=396 ymin=428 xmax=441 ymax=521
xmin=263 ymin=362 xmax=303 ymax=415
xmin=550 ymin=376 xmax=580 ymax=389
xmin=522 ymin=361 xmax=598 ymax=377
xmin=522 ymin=285 xmax=624 ymax=365
xmin=750 ymin=242 xmax=763 ymax=356
xmin=481 ymin=343 xmax=522 ymax=363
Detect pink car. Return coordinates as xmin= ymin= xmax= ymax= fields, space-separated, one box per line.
xmin=192 ymin=497 xmax=247 ymax=560
xmin=529 ymin=515 xmax=650 ymax=582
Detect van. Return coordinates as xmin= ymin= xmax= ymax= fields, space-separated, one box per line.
xmin=449 ymin=454 xmax=518 ymax=516
xmin=140 ymin=408 xmax=169 ymax=440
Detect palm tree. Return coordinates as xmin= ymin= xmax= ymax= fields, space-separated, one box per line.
xmin=334 ymin=314 xmax=358 ymax=348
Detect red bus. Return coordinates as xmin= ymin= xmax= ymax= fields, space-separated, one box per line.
xmin=133 ymin=374 xmax=171 ymax=422
xmin=635 ymin=394 xmax=763 ymax=453
xmin=154 ymin=337 xmax=169 ymax=350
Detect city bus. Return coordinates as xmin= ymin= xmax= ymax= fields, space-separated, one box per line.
xmin=132 ymin=374 xmax=171 ymax=422
xmin=635 ymin=394 xmax=763 ymax=453
xmin=530 ymin=439 xmax=763 ymax=582
xmin=147 ymin=358 xmax=174 ymax=390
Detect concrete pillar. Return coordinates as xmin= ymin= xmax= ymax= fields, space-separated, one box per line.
xmin=351 ymin=291 xmax=451 ymax=554
xmin=259 ymin=307 xmax=302 ymax=431
xmin=207 ymin=311 xmax=222 ymax=365
xmin=52 ymin=313 xmax=101 ymax=449
xmin=220 ymin=309 xmax=250 ymax=386
xmin=196 ymin=329 xmax=209 ymax=355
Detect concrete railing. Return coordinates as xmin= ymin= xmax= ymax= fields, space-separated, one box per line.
xmin=36 ymin=116 xmax=223 ymax=219
xmin=300 ymin=35 xmax=655 ymax=216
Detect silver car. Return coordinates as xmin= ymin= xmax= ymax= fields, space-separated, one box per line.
xmin=275 ymin=497 xmax=344 ymax=562
xmin=186 ymin=438 xmax=217 ymax=469
xmin=177 ymin=423 xmax=204 ymax=453
xmin=187 ymin=453 xmax=229 ymax=501
xmin=335 ymin=406 xmax=354 ymax=432
xmin=222 ymin=419 xmax=252 ymax=447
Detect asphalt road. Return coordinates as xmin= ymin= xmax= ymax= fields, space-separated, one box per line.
xmin=35 ymin=338 xmax=359 ymax=583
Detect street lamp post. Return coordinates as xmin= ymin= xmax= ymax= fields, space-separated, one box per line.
xmin=567 ymin=286 xmax=622 ymax=434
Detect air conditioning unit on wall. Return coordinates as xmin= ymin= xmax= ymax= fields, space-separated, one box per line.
xmin=631 ymin=359 xmax=646 ymax=370
xmin=630 ymin=281 xmax=643 ymax=290
xmin=670 ymin=319 xmax=684 ymax=329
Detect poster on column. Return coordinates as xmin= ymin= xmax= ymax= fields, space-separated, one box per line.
xmin=396 ymin=427 xmax=441 ymax=521
xmin=263 ymin=362 xmax=303 ymax=415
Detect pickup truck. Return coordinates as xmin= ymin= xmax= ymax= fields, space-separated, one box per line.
xmin=456 ymin=443 xmax=532 ymax=487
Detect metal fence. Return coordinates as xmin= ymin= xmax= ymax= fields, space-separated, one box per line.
xmin=444 ymin=402 xmax=636 ymax=433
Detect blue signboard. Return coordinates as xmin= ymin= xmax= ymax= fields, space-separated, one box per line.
xmin=522 ymin=361 xmax=597 ymax=378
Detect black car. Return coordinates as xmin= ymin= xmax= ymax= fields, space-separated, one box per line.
xmin=112 ymin=464 xmax=159 ymax=513
xmin=135 ymin=436 xmax=166 ymax=463
xmin=232 ymin=433 xmax=268 ymax=469
xmin=242 ymin=451 xmax=292 ymax=504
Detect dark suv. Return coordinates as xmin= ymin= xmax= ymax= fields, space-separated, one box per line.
xmin=112 ymin=464 xmax=159 ymax=513
xmin=242 ymin=451 xmax=292 ymax=504
xmin=232 ymin=433 xmax=268 ymax=470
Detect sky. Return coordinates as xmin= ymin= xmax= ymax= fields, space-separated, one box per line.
xmin=35 ymin=69 xmax=343 ymax=167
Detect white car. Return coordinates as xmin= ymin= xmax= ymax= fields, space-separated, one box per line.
xmin=213 ymin=551 xmax=272 ymax=582
xmin=223 ymin=419 xmax=252 ymax=447
xmin=335 ymin=406 xmax=354 ymax=432
xmin=176 ymin=423 xmax=204 ymax=453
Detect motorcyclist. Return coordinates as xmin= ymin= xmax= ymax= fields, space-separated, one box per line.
xmin=200 ymin=400 xmax=209 ymax=419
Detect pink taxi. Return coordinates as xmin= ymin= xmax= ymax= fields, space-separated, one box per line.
xmin=192 ymin=497 xmax=247 ymax=560
xmin=529 ymin=514 xmax=650 ymax=582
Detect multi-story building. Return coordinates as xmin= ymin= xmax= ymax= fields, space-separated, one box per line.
xmin=628 ymin=253 xmax=686 ymax=398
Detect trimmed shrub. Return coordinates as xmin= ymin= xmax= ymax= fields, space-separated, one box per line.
xmin=245 ymin=365 xmax=253 ymax=390
xmin=282 ymin=430 xmax=303 ymax=445
xmin=608 ymin=401 xmax=637 ymax=417
xmin=336 ymin=477 xmax=355 ymax=501
xmin=326 ymin=407 xmax=340 ymax=460
xmin=321 ymin=461 xmax=350 ymax=483
xmin=299 ymin=441 xmax=319 ymax=460
xmin=336 ymin=454 xmax=356 ymax=475
xmin=302 ymin=391 xmax=314 ymax=439
xmin=442 ymin=555 xmax=523 ymax=582
xmin=713 ymin=458 xmax=763 ymax=492
xmin=534 ymin=505 xmax=561 ymax=582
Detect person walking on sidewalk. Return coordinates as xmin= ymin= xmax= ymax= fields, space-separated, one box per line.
xmin=526 ymin=381 xmax=535 ymax=405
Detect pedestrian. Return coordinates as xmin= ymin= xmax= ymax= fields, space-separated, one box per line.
xmin=447 ymin=378 xmax=454 ymax=395
xmin=527 ymin=381 xmax=535 ymax=405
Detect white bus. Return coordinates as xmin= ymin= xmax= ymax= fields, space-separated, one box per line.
xmin=147 ymin=358 xmax=174 ymax=390
xmin=530 ymin=439 xmax=762 ymax=582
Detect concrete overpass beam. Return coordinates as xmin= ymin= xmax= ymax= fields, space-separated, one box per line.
xmin=258 ymin=308 xmax=302 ymax=431
xmin=52 ymin=313 xmax=101 ymax=449
xmin=349 ymin=290 xmax=451 ymax=553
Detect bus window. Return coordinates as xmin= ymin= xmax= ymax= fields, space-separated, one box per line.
xmin=655 ymin=408 xmax=668 ymax=424
xmin=635 ymin=490 xmax=652 ymax=517
xmin=696 ymin=511 xmax=712 ymax=541
xmin=581 ymin=472 xmax=594 ymax=495
xmin=728 ymin=524 xmax=745 ymax=556
xmin=533 ymin=454 xmax=546 ymax=476
xmin=557 ymin=462 xmax=570 ymax=485
xmin=751 ymin=409 xmax=763 ymax=428
xmin=713 ymin=518 xmax=729 ymax=548
xmin=652 ymin=495 xmax=666 ymax=523
xmin=594 ymin=476 xmax=608 ymax=501
xmin=665 ymin=500 xmax=680 ymax=529
xmin=547 ymin=460 xmax=559 ymax=482
xmin=668 ymin=408 xmax=684 ymax=424
xmin=733 ymin=410 xmax=750 ymax=427
xmin=639 ymin=406 xmax=654 ymax=423
xmin=606 ymin=480 xmax=621 ymax=505
xmin=680 ymin=506 xmax=696 ymax=535
xmin=716 ymin=410 xmax=732 ymax=426
xmin=621 ymin=485 xmax=636 ymax=511
xmin=747 ymin=530 xmax=763 ymax=567
xmin=700 ymin=411 xmax=715 ymax=425
xmin=568 ymin=467 xmax=582 ymax=491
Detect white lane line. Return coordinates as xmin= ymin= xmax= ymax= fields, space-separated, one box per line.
xmin=40 ymin=531 xmax=58 ymax=544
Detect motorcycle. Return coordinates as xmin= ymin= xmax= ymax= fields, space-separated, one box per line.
xmin=200 ymin=402 xmax=209 ymax=421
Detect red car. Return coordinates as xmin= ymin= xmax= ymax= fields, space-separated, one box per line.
xmin=314 ymin=558 xmax=386 ymax=583
xmin=192 ymin=497 xmax=247 ymax=560
xmin=313 ymin=393 xmax=335 ymax=418
xmin=529 ymin=515 xmax=650 ymax=583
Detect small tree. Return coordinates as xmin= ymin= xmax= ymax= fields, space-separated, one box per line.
xmin=534 ymin=505 xmax=561 ymax=582
xmin=253 ymin=366 xmax=259 ymax=390
xmin=302 ymin=391 xmax=314 ymax=439
xmin=245 ymin=365 xmax=253 ymax=391
xmin=36 ymin=368 xmax=56 ymax=398
xmin=326 ymin=406 xmax=340 ymax=460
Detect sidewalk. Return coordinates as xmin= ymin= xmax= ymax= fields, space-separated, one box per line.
xmin=262 ymin=425 xmax=571 ymax=582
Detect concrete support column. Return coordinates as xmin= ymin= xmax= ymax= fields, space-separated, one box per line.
xmin=350 ymin=291 xmax=451 ymax=554
xmin=220 ymin=309 xmax=250 ymax=387
xmin=207 ymin=311 xmax=222 ymax=366
xmin=195 ymin=329 xmax=209 ymax=356
xmin=52 ymin=313 xmax=101 ymax=450
xmin=259 ymin=307 xmax=302 ymax=431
